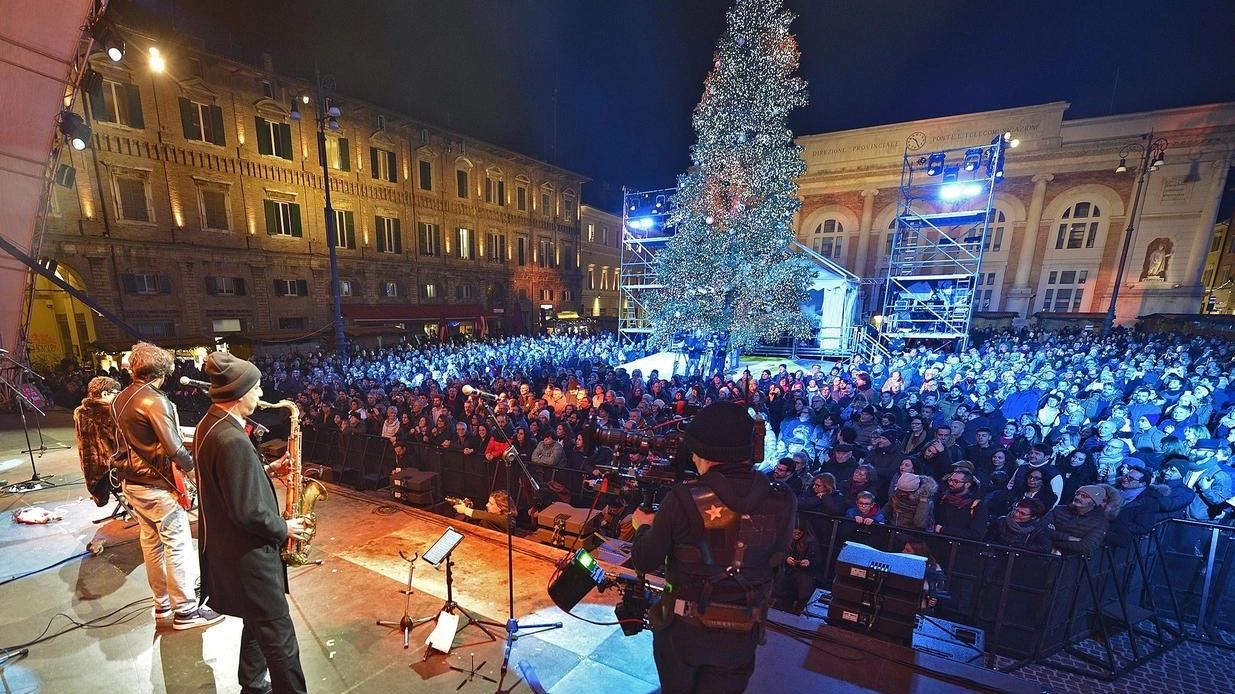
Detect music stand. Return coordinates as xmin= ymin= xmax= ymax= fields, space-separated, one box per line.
xmin=417 ymin=527 xmax=501 ymax=661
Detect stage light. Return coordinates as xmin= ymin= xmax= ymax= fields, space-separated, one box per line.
xmin=925 ymin=153 xmax=945 ymax=176
xmin=148 ymin=46 xmax=165 ymax=73
xmin=962 ymin=148 xmax=982 ymax=172
xmin=548 ymin=549 xmax=605 ymax=611
xmin=59 ymin=111 xmax=91 ymax=150
xmin=941 ymin=164 xmax=960 ymax=184
xmin=80 ymin=68 xmax=103 ymax=99
xmin=627 ymin=217 xmax=656 ymax=231
xmin=96 ymin=24 xmax=124 ymax=62
xmin=939 ymin=182 xmax=984 ymax=201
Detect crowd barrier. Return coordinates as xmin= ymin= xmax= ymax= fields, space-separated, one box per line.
xmin=799 ymin=510 xmax=1235 ymax=675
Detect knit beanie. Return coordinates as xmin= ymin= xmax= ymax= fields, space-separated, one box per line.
xmin=1077 ymin=484 xmax=1108 ymax=506
xmin=683 ymin=401 xmax=754 ymax=463
xmin=897 ymin=474 xmax=921 ymax=492
xmin=204 ymin=352 xmax=261 ymax=403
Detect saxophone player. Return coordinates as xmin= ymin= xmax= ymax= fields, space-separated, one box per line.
xmin=194 ymin=352 xmax=311 ymax=694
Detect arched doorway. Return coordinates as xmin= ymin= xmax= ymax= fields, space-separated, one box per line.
xmin=25 ymin=263 xmax=98 ymax=370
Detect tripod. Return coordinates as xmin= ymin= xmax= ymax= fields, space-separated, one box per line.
xmin=0 ymin=369 xmax=57 ymax=494
xmin=419 ymin=551 xmax=502 ymax=661
xmin=376 ymin=551 xmax=436 ymax=648
xmin=472 ymin=397 xmax=562 ymax=694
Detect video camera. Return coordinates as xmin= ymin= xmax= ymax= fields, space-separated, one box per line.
xmin=548 ymin=548 xmax=663 ymax=636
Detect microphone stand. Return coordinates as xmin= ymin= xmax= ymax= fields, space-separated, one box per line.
xmin=1 ymin=356 xmax=69 ymax=458
xmin=470 ymin=394 xmax=561 ymax=694
xmin=0 ymin=369 xmax=57 ymax=493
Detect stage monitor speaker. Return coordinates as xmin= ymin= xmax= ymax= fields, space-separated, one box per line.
xmin=828 ymin=542 xmax=926 ymax=646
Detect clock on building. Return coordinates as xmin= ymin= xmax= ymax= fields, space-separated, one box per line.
xmin=906 ymin=131 xmax=927 ymax=151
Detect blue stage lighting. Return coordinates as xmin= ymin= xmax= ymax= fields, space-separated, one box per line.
xmin=627 ymin=217 xmax=656 ymax=231
xmin=925 ymin=153 xmax=946 ymax=176
xmin=963 ymin=148 xmax=982 ymax=172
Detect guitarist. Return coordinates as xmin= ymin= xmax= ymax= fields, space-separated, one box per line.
xmin=113 ymin=341 xmax=222 ymax=630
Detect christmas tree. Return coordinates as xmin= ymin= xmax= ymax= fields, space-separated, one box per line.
xmin=646 ymin=0 xmax=813 ymax=352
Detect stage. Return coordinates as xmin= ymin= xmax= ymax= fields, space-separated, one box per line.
xmin=3 ymin=410 xmax=1227 ymax=694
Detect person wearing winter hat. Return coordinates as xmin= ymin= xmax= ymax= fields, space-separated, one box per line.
xmin=630 ymin=401 xmax=796 ymax=694
xmin=193 ymin=351 xmax=310 ymax=693
xmin=1041 ymin=483 xmax=1120 ymax=555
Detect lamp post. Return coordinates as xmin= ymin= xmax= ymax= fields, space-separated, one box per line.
xmin=1104 ymin=131 xmax=1167 ymax=332
xmin=292 ymin=65 xmax=346 ymax=353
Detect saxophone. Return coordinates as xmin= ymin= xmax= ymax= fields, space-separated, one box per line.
xmin=258 ymin=399 xmax=327 ymax=566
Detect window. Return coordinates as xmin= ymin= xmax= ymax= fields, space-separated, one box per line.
xmin=985 ymin=210 xmax=1007 ymax=252
xmin=456 ymin=227 xmax=475 ymax=260
xmin=178 ymin=98 xmax=225 ymax=145
xmin=273 ymin=279 xmax=309 ymax=297
xmin=601 ymin=226 xmax=609 ymax=245
xmin=562 ymin=244 xmax=574 ymax=270
xmin=486 ymin=231 xmax=506 ymax=263
xmin=114 ymin=174 xmax=151 ymax=222
xmin=323 ymin=137 xmax=351 ymax=171
xmin=587 ymin=224 xmax=595 ymax=242
xmin=563 ymin=195 xmax=576 ymax=220
xmin=516 ymin=183 xmax=528 ymax=211
xmin=375 ymin=215 xmax=402 ymax=253
xmin=261 ymin=80 xmax=275 ymax=99
xmin=422 ymin=282 xmax=439 ymax=299
xmin=541 ymin=189 xmax=552 ymax=217
xmin=205 ymin=276 xmax=246 ymax=296
xmin=375 ymin=114 xmax=386 ymax=131
xmin=370 ymin=147 xmax=397 ymax=183
xmin=418 ymin=222 xmax=442 ymax=256
xmin=121 ymin=272 xmax=170 ymax=295
xmin=517 ymin=236 xmax=527 ymax=265
xmin=339 ymin=280 xmax=353 ymax=297
xmin=255 ymin=117 xmax=293 ymax=160
xmin=812 ymin=218 xmax=844 ymax=259
xmin=587 ymin=267 xmax=595 ymax=290
xmin=456 ymin=284 xmax=474 ymax=299
xmin=1055 ymin=202 xmax=1102 ymax=250
xmin=332 ymin=209 xmax=356 ymax=249
xmin=134 ymin=320 xmax=174 ymax=338
xmin=199 ymin=188 xmax=230 ymax=230
xmin=1040 ymin=269 xmax=1088 ymax=313
xmin=562 ymin=288 xmax=573 ymax=302
xmin=418 ymin=160 xmax=432 ymax=191
xmin=538 ymin=239 xmax=554 ymax=268
xmin=456 ymin=169 xmax=469 ymax=198
xmin=485 ymin=171 xmax=504 ymax=205
xmin=88 ymin=79 xmax=144 ymax=128
xmin=211 ymin=319 xmax=243 ymax=333
xmin=264 ymin=199 xmax=303 ymax=237
xmin=976 ymin=272 xmax=997 ymax=310
xmin=381 ymin=281 xmax=400 ymax=298
xmin=278 ymin=317 xmax=306 ymax=331
xmin=540 ymin=288 xmax=553 ymax=302
xmin=601 ymin=267 xmax=610 ymax=291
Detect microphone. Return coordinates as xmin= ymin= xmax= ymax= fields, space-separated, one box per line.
xmin=462 ymin=384 xmax=500 ymax=401
xmin=180 ymin=376 xmax=211 ymax=389
xmin=0 ymin=348 xmax=7 ymax=353
xmin=247 ymin=419 xmax=270 ymax=438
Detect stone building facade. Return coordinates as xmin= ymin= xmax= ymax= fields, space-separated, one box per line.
xmin=794 ymin=101 xmax=1235 ymax=324
xmin=578 ymin=204 xmax=622 ymax=330
xmin=38 ymin=28 xmax=585 ymax=360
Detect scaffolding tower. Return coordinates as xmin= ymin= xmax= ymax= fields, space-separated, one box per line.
xmin=618 ymin=187 xmax=676 ymax=347
xmin=880 ymin=133 xmax=1012 ymax=350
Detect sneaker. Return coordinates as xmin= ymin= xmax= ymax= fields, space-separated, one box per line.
xmin=172 ymin=606 xmax=225 ymax=630
xmin=153 ymin=603 xmax=174 ymax=620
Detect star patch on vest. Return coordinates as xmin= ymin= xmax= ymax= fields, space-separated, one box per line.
xmin=705 ymin=504 xmax=725 ymax=521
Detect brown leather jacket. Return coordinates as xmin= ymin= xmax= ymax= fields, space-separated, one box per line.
xmin=111 ymin=379 xmax=194 ymax=488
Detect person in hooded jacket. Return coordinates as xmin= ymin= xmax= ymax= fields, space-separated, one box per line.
xmin=631 ymin=402 xmax=796 ymax=694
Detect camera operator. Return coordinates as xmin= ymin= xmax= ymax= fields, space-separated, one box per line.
xmin=629 ymin=401 xmax=796 ymax=694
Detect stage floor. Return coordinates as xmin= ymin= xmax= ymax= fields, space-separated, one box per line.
xmin=1 ymin=410 xmax=1229 ymax=694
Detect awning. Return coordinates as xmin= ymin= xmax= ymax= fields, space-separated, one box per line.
xmin=342 ymin=303 xmax=485 ymax=322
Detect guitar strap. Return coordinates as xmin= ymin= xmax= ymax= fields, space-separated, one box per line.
xmin=111 ymin=381 xmax=185 ymax=501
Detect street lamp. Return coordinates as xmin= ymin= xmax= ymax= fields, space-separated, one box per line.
xmin=1104 ymin=131 xmax=1167 ymax=332
xmin=291 ymin=66 xmax=346 ymax=353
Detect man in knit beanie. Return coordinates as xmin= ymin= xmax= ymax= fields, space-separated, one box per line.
xmin=630 ymin=401 xmax=796 ymax=693
xmin=1042 ymin=484 xmax=1119 ymax=555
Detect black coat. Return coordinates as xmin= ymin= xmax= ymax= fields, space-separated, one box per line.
xmin=194 ymin=406 xmax=290 ymax=620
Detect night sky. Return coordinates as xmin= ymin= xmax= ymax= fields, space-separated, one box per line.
xmin=114 ymin=0 xmax=1235 ymax=210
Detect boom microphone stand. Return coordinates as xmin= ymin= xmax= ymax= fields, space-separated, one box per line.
xmin=0 ymin=369 xmax=57 ymax=494
xmin=469 ymin=393 xmax=562 ymax=694
xmin=1 ymin=354 xmax=69 ymax=458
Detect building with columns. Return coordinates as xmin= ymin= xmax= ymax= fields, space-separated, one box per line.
xmin=795 ymin=102 xmax=1235 ymax=324
xmin=29 ymin=28 xmax=585 ymax=366
xmin=578 ymin=205 xmax=622 ymax=331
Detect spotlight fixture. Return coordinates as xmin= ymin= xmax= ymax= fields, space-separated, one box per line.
xmin=59 ymin=111 xmax=91 ymax=150
xmin=95 ymin=23 xmax=124 ymax=62
xmin=962 ymin=148 xmax=982 ymax=172
xmin=290 ymin=100 xmax=301 ymax=121
xmin=925 ymin=153 xmax=946 ymax=176
xmin=941 ymin=164 xmax=960 ymax=184
xmin=80 ymin=68 xmax=103 ymax=99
